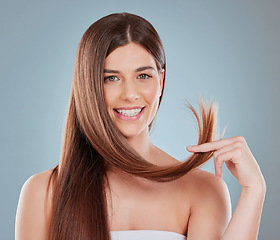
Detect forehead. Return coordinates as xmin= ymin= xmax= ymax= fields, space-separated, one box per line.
xmin=104 ymin=42 xmax=157 ymax=70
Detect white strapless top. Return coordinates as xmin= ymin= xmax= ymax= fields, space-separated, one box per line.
xmin=110 ymin=230 xmax=187 ymax=240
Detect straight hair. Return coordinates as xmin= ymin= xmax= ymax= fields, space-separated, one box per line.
xmin=47 ymin=12 xmax=222 ymax=240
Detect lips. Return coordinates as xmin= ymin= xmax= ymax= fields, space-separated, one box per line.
xmin=115 ymin=108 xmax=143 ymax=117
xmin=114 ymin=107 xmax=145 ymax=120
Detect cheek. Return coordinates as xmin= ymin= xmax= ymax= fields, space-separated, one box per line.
xmin=142 ymin=81 xmax=161 ymax=124
xmin=103 ymin=86 xmax=116 ymax=111
xmin=143 ymin=82 xmax=161 ymax=104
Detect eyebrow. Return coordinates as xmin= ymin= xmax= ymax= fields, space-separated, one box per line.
xmin=104 ymin=66 xmax=156 ymax=74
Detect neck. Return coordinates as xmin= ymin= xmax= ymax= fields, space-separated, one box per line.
xmin=126 ymin=129 xmax=156 ymax=163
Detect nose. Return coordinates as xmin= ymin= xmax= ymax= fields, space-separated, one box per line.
xmin=121 ymin=79 xmax=139 ymax=102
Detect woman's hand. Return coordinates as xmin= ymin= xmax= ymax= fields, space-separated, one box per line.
xmin=187 ymin=136 xmax=266 ymax=191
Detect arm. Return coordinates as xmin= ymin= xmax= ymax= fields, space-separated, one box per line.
xmin=15 ymin=169 xmax=53 ymax=240
xmin=186 ymin=171 xmax=232 ymax=240
xmin=187 ymin=136 xmax=266 ymax=240
xmin=221 ymin=185 xmax=265 ymax=240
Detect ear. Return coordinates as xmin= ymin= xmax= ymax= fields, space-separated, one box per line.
xmin=159 ymin=69 xmax=165 ymax=97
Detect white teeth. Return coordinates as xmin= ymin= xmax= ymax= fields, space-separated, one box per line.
xmin=117 ymin=108 xmax=142 ymax=117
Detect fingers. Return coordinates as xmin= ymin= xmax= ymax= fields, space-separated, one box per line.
xmin=186 ymin=139 xmax=232 ymax=152
xmin=186 ymin=136 xmax=263 ymax=188
xmin=186 ymin=136 xmax=247 ymax=180
xmin=213 ymin=144 xmax=238 ymax=179
xmin=214 ymin=147 xmax=241 ymax=180
xmin=186 ymin=136 xmax=245 ymax=153
xmin=213 ymin=141 xmax=243 ymax=158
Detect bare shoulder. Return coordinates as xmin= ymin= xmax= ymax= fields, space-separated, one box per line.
xmin=182 ymin=168 xmax=232 ymax=239
xmin=186 ymin=168 xmax=229 ymax=196
xmin=18 ymin=168 xmax=54 ymax=206
xmin=15 ymin=168 xmax=55 ymax=240
xmin=22 ymin=169 xmax=54 ymax=193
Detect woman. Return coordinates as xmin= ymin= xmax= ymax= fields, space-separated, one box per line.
xmin=15 ymin=13 xmax=266 ymax=240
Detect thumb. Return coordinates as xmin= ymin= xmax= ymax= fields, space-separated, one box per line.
xmin=215 ymin=158 xmax=224 ymax=180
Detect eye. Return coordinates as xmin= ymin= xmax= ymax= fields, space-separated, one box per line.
xmin=138 ymin=74 xmax=151 ymax=79
xmin=104 ymin=76 xmax=118 ymax=82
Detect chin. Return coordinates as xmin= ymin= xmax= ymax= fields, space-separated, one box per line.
xmin=116 ymin=124 xmax=147 ymax=139
xmin=119 ymin=129 xmax=143 ymax=139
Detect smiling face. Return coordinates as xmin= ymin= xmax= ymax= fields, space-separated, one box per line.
xmin=103 ymin=42 xmax=164 ymax=139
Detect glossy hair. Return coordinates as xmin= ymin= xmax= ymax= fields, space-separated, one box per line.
xmin=48 ymin=12 xmax=221 ymax=240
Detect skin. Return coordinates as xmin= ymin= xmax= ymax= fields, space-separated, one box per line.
xmin=15 ymin=42 xmax=266 ymax=240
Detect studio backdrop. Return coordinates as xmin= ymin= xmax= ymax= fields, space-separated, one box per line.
xmin=0 ymin=0 xmax=279 ymax=239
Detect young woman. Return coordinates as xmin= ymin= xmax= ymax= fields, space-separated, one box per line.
xmin=15 ymin=13 xmax=266 ymax=240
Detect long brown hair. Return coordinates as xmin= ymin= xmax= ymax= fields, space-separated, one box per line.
xmin=48 ymin=12 xmax=221 ymax=240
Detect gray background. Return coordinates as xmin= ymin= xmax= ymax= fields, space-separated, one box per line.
xmin=1 ymin=0 xmax=279 ymax=239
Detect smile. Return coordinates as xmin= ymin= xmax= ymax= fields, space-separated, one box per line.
xmin=116 ymin=108 xmax=143 ymax=116
xmin=114 ymin=107 xmax=145 ymax=120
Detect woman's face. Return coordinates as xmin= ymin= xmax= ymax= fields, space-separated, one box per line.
xmin=103 ymin=42 xmax=164 ymax=139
